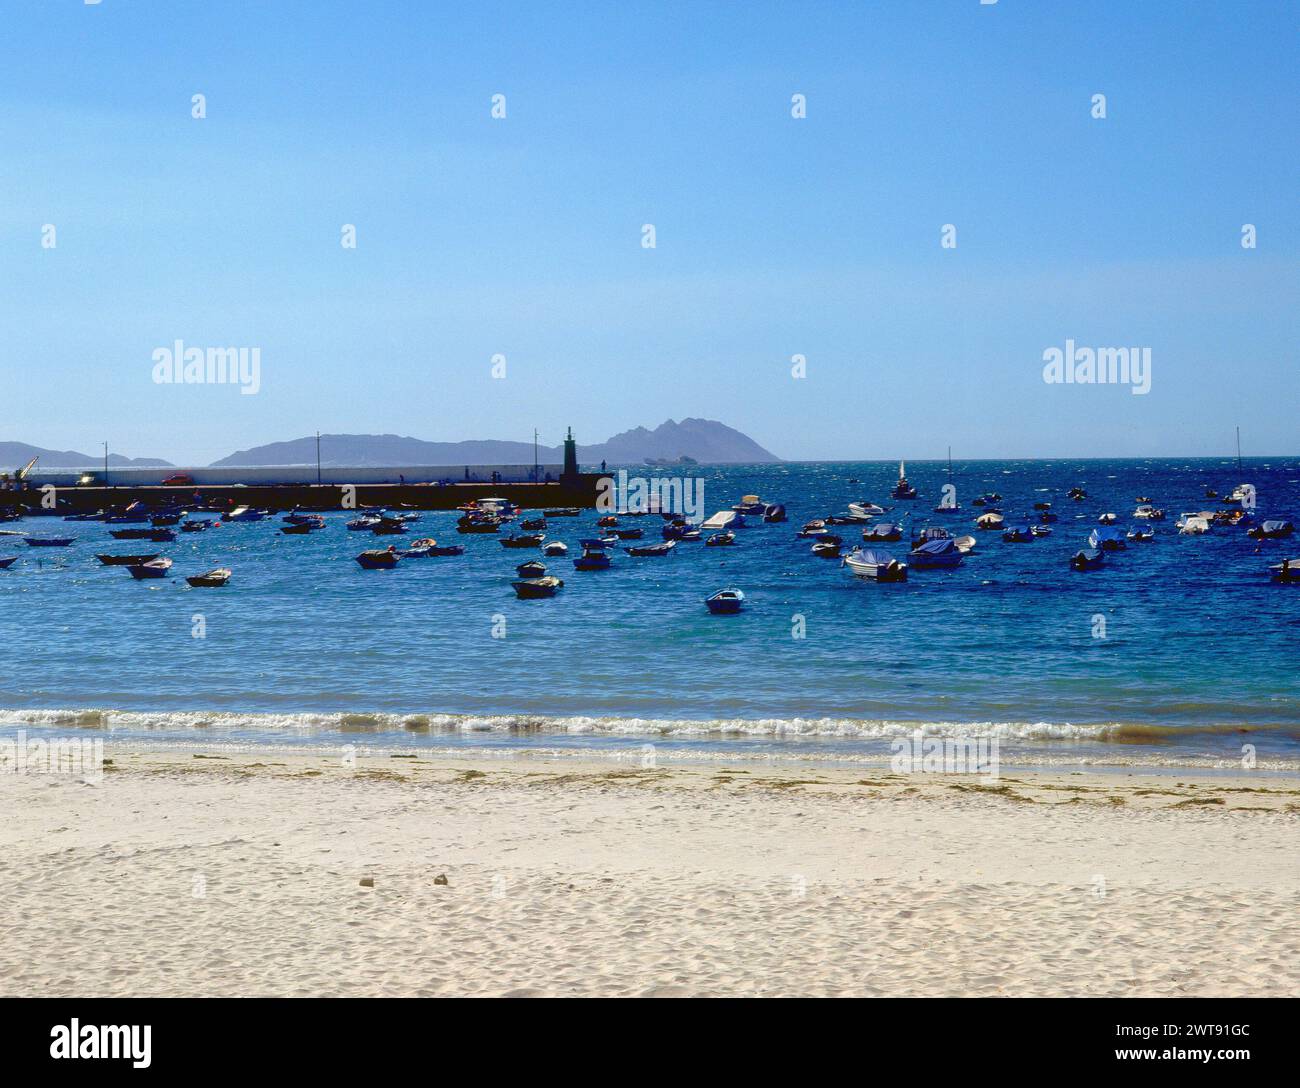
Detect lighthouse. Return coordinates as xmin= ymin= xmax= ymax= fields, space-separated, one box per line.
xmin=560 ymin=427 xmax=579 ymax=485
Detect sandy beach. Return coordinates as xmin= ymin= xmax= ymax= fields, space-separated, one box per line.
xmin=1 ymin=746 xmax=1296 ymax=998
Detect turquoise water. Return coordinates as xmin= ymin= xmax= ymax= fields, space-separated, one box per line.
xmin=1 ymin=458 xmax=1297 ymax=769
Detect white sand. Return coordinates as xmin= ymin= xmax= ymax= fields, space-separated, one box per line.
xmin=1 ymin=747 xmax=1296 ymax=997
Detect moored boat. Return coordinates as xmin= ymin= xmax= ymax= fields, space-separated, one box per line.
xmin=0 ymin=557 xmax=17 ymax=569
xmin=24 ymin=536 xmax=74 ymax=547
xmin=512 ymin=576 xmax=563 ymax=598
xmin=542 ymin=541 xmax=568 ymax=557
xmin=281 ymin=516 xmax=325 ymax=535
xmin=890 ymin=461 xmax=917 ymax=500
xmin=1248 ymin=520 xmax=1294 ymax=540
xmin=96 ymin=553 xmax=160 ymax=565
xmin=847 ymin=501 xmax=886 ymax=519
xmin=500 ymin=533 xmax=545 ymax=549
xmin=515 ymin=560 xmax=547 ymax=578
xmin=701 ymin=510 xmax=740 ymax=531
xmin=705 ymin=530 xmax=736 ymax=547
xmin=127 ymin=557 xmax=173 ymax=579
xmin=1270 ymin=558 xmax=1300 ymax=584
xmin=626 ymin=540 xmax=676 ymax=557
xmin=1070 ymin=549 xmax=1105 ymax=571
xmin=225 ymin=505 xmax=265 ymax=522
xmin=457 ymin=517 xmax=500 ymax=534
xmin=1126 ymin=527 xmax=1155 ymax=542
xmin=573 ymin=546 xmax=612 ymax=570
xmin=909 ymin=538 xmax=964 ymax=568
xmin=862 ymin=522 xmax=902 ymax=542
xmin=911 ymin=526 xmax=950 ymax=548
xmin=974 ymin=512 xmax=1004 ymax=531
xmin=812 ymin=539 xmax=842 ymax=558
xmin=1177 ymin=513 xmax=1211 ymax=535
xmin=186 ymin=568 xmax=231 ymax=588
xmin=843 ymin=547 xmax=908 ymax=581
xmin=705 ymin=588 xmax=745 ymax=614
xmin=356 ymin=547 xmax=400 ymax=569
xmin=1088 ymin=527 xmax=1126 ymax=550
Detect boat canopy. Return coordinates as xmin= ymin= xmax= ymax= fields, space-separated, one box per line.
xmin=857 ymin=549 xmax=900 ymax=566
xmin=912 ymin=539 xmax=959 ymax=556
xmin=1091 ymin=527 xmax=1125 ymax=543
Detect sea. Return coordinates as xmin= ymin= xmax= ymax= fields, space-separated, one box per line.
xmin=2 ymin=457 xmax=1297 ymax=773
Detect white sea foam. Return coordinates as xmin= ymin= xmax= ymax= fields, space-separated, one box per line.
xmin=0 ymin=707 xmax=1288 ymax=744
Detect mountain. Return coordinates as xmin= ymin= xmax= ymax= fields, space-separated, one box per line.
xmin=587 ymin=419 xmax=779 ymax=465
xmin=211 ymin=419 xmax=780 ymax=467
xmin=211 ymin=434 xmax=541 ymax=468
xmin=0 ymin=441 xmax=172 ymax=469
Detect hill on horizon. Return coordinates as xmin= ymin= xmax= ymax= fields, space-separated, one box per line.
xmin=0 ymin=441 xmax=173 ymax=469
xmin=210 ymin=419 xmax=780 ymax=467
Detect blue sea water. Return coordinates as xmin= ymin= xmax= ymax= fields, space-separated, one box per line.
xmin=1 ymin=458 xmax=1297 ymax=770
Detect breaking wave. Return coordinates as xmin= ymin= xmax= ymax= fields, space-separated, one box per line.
xmin=1 ymin=707 xmax=1295 ymax=744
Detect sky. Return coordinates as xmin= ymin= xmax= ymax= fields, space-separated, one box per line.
xmin=1 ymin=0 xmax=1296 ymax=465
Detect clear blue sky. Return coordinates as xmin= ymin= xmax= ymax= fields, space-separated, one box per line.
xmin=1 ymin=0 xmax=1296 ymax=464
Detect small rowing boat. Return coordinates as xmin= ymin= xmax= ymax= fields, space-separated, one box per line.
xmin=705 ymin=588 xmax=745 ymax=614
xmin=127 ymin=557 xmax=173 ymax=579
xmin=512 ymin=576 xmax=563 ymax=598
xmin=356 ymin=548 xmax=400 ymax=569
xmin=186 ymin=568 xmax=231 ymax=587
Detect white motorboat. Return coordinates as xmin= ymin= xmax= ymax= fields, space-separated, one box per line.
xmin=842 ymin=547 xmax=908 ymax=582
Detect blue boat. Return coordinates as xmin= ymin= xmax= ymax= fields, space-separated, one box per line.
xmin=1088 ymin=527 xmax=1127 ymax=550
xmin=1002 ymin=524 xmax=1034 ymax=543
xmin=908 ymin=538 xmax=964 ymax=568
xmin=1071 ymin=549 xmax=1105 ymax=571
xmin=573 ymin=546 xmax=612 ymax=570
xmin=705 ymin=588 xmax=745 ymax=614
